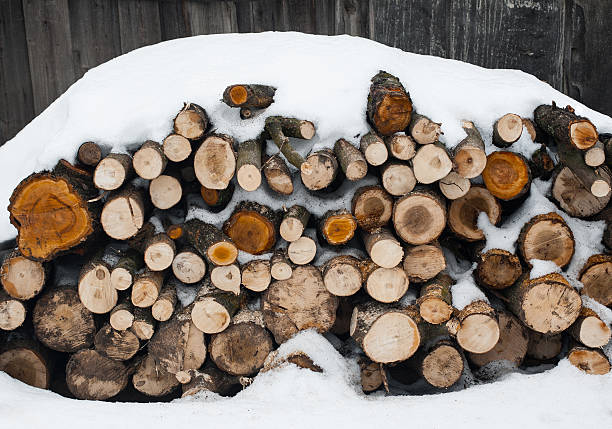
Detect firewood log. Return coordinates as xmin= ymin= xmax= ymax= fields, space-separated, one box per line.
xmin=236 ymin=138 xmax=263 ymax=192
xmin=191 ymin=279 xmax=241 ymax=334
xmin=446 ymin=300 xmax=500 ymax=354
xmin=173 ymin=102 xmax=209 ymax=140
xmin=301 ymin=149 xmax=340 ymax=192
xmin=556 ymin=135 xmax=611 ymax=197
xmin=133 ymin=140 xmax=167 ymax=180
xmin=109 ymin=297 xmax=134 ymax=331
xmin=184 ymin=219 xmax=238 ymax=266
xmin=381 ymin=162 xmax=416 ymax=196
xmin=262 ymin=350 xmax=323 ymax=373
xmin=517 ymin=212 xmax=575 ymax=268
xmin=110 ymin=249 xmax=143 ymax=291
xmin=321 ymin=255 xmax=362 ymax=297
xmin=392 ymin=188 xmax=447 ymax=245
xmin=78 ymin=259 xmax=117 ymax=314
xmin=482 ymin=151 xmax=531 ymax=201
xmin=162 ymin=134 xmax=192 ymax=162
xmin=534 ymin=103 xmax=598 ymax=150
xmin=409 ymin=113 xmax=442 ymax=145
xmin=584 ymin=141 xmax=606 ymax=167
xmin=131 ymin=270 xmax=164 ymax=308
xmin=101 ymin=186 xmax=146 ymax=240
xmin=579 ymin=254 xmax=612 ymax=306
xmin=412 ymin=142 xmax=453 ymax=184
xmin=492 ymin=113 xmax=523 ymax=148
xmin=569 ymin=307 xmax=611 ymax=348
xmin=475 ymin=249 xmax=522 ymax=290
xmin=334 ymin=138 xmax=367 ymax=181
xmin=0 ymin=328 xmax=52 ymax=389
xmin=270 ymin=248 xmax=292 ymax=281
xmin=131 ymin=307 xmax=155 ymax=340
xmin=529 ymin=144 xmax=555 ymax=180
xmin=263 ymin=265 xmax=338 ymax=343
xmin=181 ymin=367 xmax=240 ymax=397
xmin=223 ymin=84 xmax=276 ymax=109
xmin=211 ymin=263 xmax=241 ymax=295
xmin=438 ymin=171 xmax=470 ymax=200
xmin=149 ymin=174 xmax=182 ymax=210
xmin=319 ymin=209 xmax=357 ymax=246
xmin=193 ymin=134 xmax=236 ymax=190
xmin=152 ymin=281 xmax=178 ymax=322
xmin=551 ymin=165 xmax=611 ymax=218
xmin=417 ymin=273 xmax=453 ymax=324
xmin=502 ymin=273 xmax=581 ymax=335
xmin=143 ymin=233 xmax=176 ymax=272
xmin=93 ymin=153 xmax=133 ymax=190
xmin=0 ymin=289 xmax=25 ymax=331
xmin=360 ymin=131 xmax=388 ymax=166
xmin=1 ymin=249 xmax=47 ymax=300
xmin=452 ymin=121 xmax=486 ymax=179
xmin=241 ymin=259 xmax=271 ymax=292
xmin=567 ymin=345 xmax=610 ymax=375
xmin=279 ymin=205 xmax=310 ymax=242
xmin=223 ymin=201 xmax=279 ymax=255
xmin=287 ymin=235 xmax=317 ymax=265
xmin=403 ymin=242 xmax=446 ymax=283
xmin=172 ymin=246 xmax=206 ymax=284
xmin=263 ymin=155 xmax=293 ymax=195
xmin=94 ymin=323 xmax=140 ymax=361
xmin=351 ymin=185 xmax=393 ymax=232
xmin=200 ymin=183 xmax=235 ymax=211
xmin=66 ymin=349 xmax=128 ymax=400
xmin=448 ymin=186 xmax=501 ymax=242
xmin=409 ymin=338 xmax=464 ymax=389
xmin=78 ymin=141 xmax=103 ymax=167
xmin=132 ymin=354 xmax=179 ymax=397
xmin=361 ymin=228 xmax=403 ymax=269
xmin=359 ymin=358 xmax=384 ymax=393
xmin=385 ymin=133 xmax=416 ymax=160
xmin=360 ymin=259 xmax=408 ymax=303
xmin=366 ymin=71 xmax=412 ymax=136
xmin=264 ymin=116 xmax=315 ymax=168
xmin=526 ymin=331 xmax=562 ymax=361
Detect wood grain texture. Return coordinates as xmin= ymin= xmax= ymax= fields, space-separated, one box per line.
xmin=117 ymin=0 xmax=161 ymax=54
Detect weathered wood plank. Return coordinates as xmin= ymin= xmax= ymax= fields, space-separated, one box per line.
xmin=186 ymin=0 xmax=239 ymax=35
xmin=22 ymin=0 xmax=75 ymax=115
xmin=159 ymin=0 xmax=189 ymax=40
xmin=334 ymin=0 xmax=371 ymax=37
xmin=0 ymin=0 xmax=34 ymax=143
xmin=117 ymin=0 xmax=162 ymax=53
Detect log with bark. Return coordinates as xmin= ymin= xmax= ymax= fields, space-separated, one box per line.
xmin=475 ymin=249 xmax=522 ymax=290
xmin=181 ymin=366 xmax=240 ymax=397
xmin=301 ymin=149 xmax=340 ymax=192
xmin=529 ymin=144 xmax=555 ymax=180
xmin=366 ymin=71 xmax=412 ymax=136
xmin=173 ymin=103 xmax=209 ymax=140
xmin=94 ymin=323 xmax=140 ymax=361
xmin=132 ymin=354 xmax=180 ymax=397
xmin=131 ymin=270 xmax=165 ymax=308
xmin=556 ymin=136 xmax=611 ymax=198
xmin=162 ymin=134 xmax=192 ymax=163
xmin=351 ymin=185 xmax=394 ymax=232
xmin=78 ymin=141 xmax=103 ymax=167
xmin=184 ymin=219 xmax=238 ymax=266
xmin=403 ymin=242 xmax=446 ymax=283
xmin=393 ymin=188 xmax=447 ymax=245
xmin=381 ymin=162 xmax=416 ymax=196
xmin=78 ymin=259 xmax=117 ymax=314
xmin=362 ymin=228 xmax=404 ymax=269
xmin=109 ymin=298 xmax=134 ymax=331
xmin=321 ymin=255 xmax=363 ymax=297
xmin=584 ymin=141 xmax=606 ymax=167
xmin=66 ymin=349 xmax=128 ymax=400
xmin=131 ymin=307 xmax=156 ymax=340
xmin=0 ymin=289 xmax=26 ymax=331
xmin=1 ymin=249 xmax=47 ymax=300
xmin=236 ymin=138 xmax=263 ymax=191
xmin=172 ymin=246 xmax=206 ymax=284
xmin=133 ymin=140 xmax=167 ymax=180
xmin=223 ymin=84 xmax=276 ymax=110
xmin=567 ymin=346 xmax=610 ymax=375
xmin=223 ymin=201 xmax=279 ymax=255
xmin=452 ymin=121 xmax=486 ymax=179
xmin=263 ymin=155 xmax=293 ymax=195
xmin=100 ymin=186 xmax=146 ymax=240
xmin=279 ymin=205 xmax=310 ymax=242
xmin=482 ymin=151 xmax=531 ymax=201
xmin=334 ymin=138 xmax=368 ymax=181
xmin=0 ymin=329 xmax=51 ymax=389
xmin=551 ymin=165 xmax=611 ymax=218
xmin=579 ymin=254 xmax=612 ymax=306
xmin=359 ymin=358 xmax=384 ymax=393
xmin=385 ymin=133 xmax=416 ymax=160
xmin=110 ymin=249 xmax=143 ymax=291
xmin=264 ymin=116 xmax=315 ymax=169
xmin=412 ymin=143 xmax=453 ymax=184
xmin=240 ymin=259 xmax=271 ymax=292
xmin=360 ymin=132 xmax=388 ymax=166
xmin=270 ymin=248 xmax=293 ymax=281
xmin=152 ymin=281 xmax=178 ymax=322
xmin=447 ymin=300 xmax=500 ymax=354
xmin=94 ymin=153 xmax=133 ymax=191
xmin=526 ymin=331 xmax=562 ymax=361
xmin=517 ymin=212 xmax=575 ymax=268
xmin=409 ymin=114 xmax=442 ymax=145
xmin=200 ymin=183 xmax=235 ymax=211
xmin=361 ymin=259 xmax=408 ymax=303
xmin=193 ymin=134 xmax=236 ymax=190
xmin=319 ymin=209 xmax=357 ymax=246
xmin=492 ymin=113 xmax=523 ymax=148
xmin=409 ymin=338 xmax=464 ymax=389
xmin=534 ymin=103 xmax=598 ymax=150
xmin=416 ymin=273 xmax=453 ymax=324
xmin=143 ymin=233 xmax=176 ymax=271
xmin=191 ymin=279 xmax=241 ymax=334
xmin=448 ymin=186 xmax=501 ymax=242
xmin=569 ymin=307 xmax=611 ymax=348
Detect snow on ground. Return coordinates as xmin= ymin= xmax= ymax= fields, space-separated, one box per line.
xmin=1 ymin=32 xmax=612 ymax=427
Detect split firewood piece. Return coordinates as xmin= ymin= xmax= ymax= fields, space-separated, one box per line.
xmin=209 ymin=309 xmax=274 ymax=376
xmin=438 ymin=171 xmax=470 ymax=200
xmin=78 ymin=260 xmax=117 ymax=314
xmin=517 ymin=212 xmax=575 ymax=268
xmin=223 ymin=201 xmax=279 ymax=255
xmin=191 ymin=279 xmax=241 ymax=334
xmin=223 ymin=84 xmax=276 ymax=109
xmin=184 ymin=219 xmax=238 ymax=266
xmin=448 ymin=186 xmax=501 ymax=242
xmin=133 ymin=140 xmax=167 ymax=180
xmin=467 ymin=311 xmax=529 ymax=368
xmin=381 ymin=162 xmax=416 ymax=196
xmin=236 ymin=138 xmax=263 ymax=191
xmin=131 ymin=271 xmax=164 ymax=308
xmin=410 ymin=338 xmax=464 ymax=389
xmin=152 ymin=281 xmax=178 ymax=322
xmin=334 ymin=138 xmax=368 ymax=181
xmin=584 ymin=141 xmax=606 ymax=167
xmin=569 ymin=307 xmax=611 ymax=348
xmin=322 ymin=255 xmax=362 ymax=297
xmin=172 ymin=246 xmax=206 ymax=284
xmin=264 ymin=116 xmax=315 ymax=168
xmin=417 ymin=273 xmax=453 ymax=324
xmin=319 ymin=209 xmax=357 ymax=246
xmin=393 ymin=188 xmax=447 ymax=245
xmin=385 ymin=133 xmax=416 ymax=160
xmin=452 ymin=120 xmax=487 ymax=179
xmin=181 ymin=367 xmax=240 ymax=397
xmin=109 ymin=298 xmax=134 ymax=331
xmin=1 ymin=249 xmax=47 ymax=300
xmin=94 ymin=323 xmax=140 ymax=361
xmin=111 ymin=249 xmax=143 ymax=291
xmin=534 ymin=103 xmax=598 ymax=150
xmin=288 ymin=236 xmax=317 ymax=265
xmin=361 ymin=259 xmax=408 ymax=303
xmin=149 ymin=174 xmax=182 ymax=210
xmin=263 ymin=265 xmax=338 ymax=343
xmin=359 ymin=358 xmax=384 ymax=393
xmin=200 ymin=183 xmax=235 ymax=211
xmin=143 ymin=233 xmax=176 ymax=271
xmin=131 ymin=307 xmax=156 ymax=340
xmin=0 ymin=329 xmax=51 ymax=389
xmin=270 ymin=248 xmax=293 ymax=281
xmin=301 ymin=149 xmax=340 ymax=192
xmin=362 ymin=228 xmax=403 ymax=269
xmin=241 ymin=259 xmax=271 ymax=292
xmin=366 ymin=71 xmax=413 ymax=136
xmin=502 ymin=273 xmax=581 ymax=335
xmin=446 ymin=300 xmax=500 ymax=354
xmin=33 ymin=284 xmax=95 ymax=351
xmin=403 ymin=242 xmax=446 ymax=283
xmin=350 ymin=302 xmax=420 ymax=363
xmin=66 ymin=349 xmax=128 ymax=400
xmin=193 ymin=134 xmax=236 ymax=190
xmin=280 ymin=205 xmax=310 ymax=242
xmin=567 ymin=346 xmax=610 ymax=375
xmin=527 ymin=331 xmax=562 ymax=361
xmin=8 ymin=170 xmax=98 ymax=261
xmin=351 ymin=185 xmax=393 ymax=232
xmin=173 ymin=102 xmax=209 ymax=140
xmin=78 ymin=141 xmax=102 ymax=166
xmin=360 ymin=131 xmax=388 ymax=166
xmin=475 ymin=249 xmax=522 ymax=290
xmin=579 ymin=254 xmax=612 ymax=306
xmin=529 ymin=144 xmax=555 ymax=180
xmin=0 ymin=289 xmax=26 ymax=331
xmin=492 ymin=113 xmax=523 ymax=148
xmin=162 ymin=134 xmax=192 ymax=162
xmin=132 ymin=354 xmax=179 ymax=397
xmin=211 ymin=263 xmax=241 ymax=295
xmin=551 ymin=165 xmax=611 ymax=218
xmin=409 ymin=114 xmax=442 ymax=145
xmin=93 ymin=153 xmax=133 ymax=190
xmin=482 ymin=151 xmax=531 ymax=201
xmin=100 ymin=186 xmax=146 ymax=240
xmin=412 ymin=143 xmax=453 ymax=184
xmin=263 ymin=155 xmax=293 ymax=195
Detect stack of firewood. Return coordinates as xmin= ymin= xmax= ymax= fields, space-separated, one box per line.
xmin=1 ymin=72 xmax=611 ymax=401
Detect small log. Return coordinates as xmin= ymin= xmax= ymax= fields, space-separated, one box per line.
xmin=385 ymin=133 xmax=416 ymax=160
xmin=143 ymin=233 xmax=176 ymax=271
xmin=301 ymin=149 xmax=340 ymax=192
xmin=448 ymin=186 xmax=501 ymax=241
xmin=319 ymin=209 xmax=357 ymax=246
xmin=191 ymin=279 xmax=241 ymax=334
xmin=270 ymin=248 xmax=293 ymax=281
xmin=162 ymin=134 xmax=192 ymax=162
xmin=579 ymin=254 xmax=612 ymax=306
xmin=172 ymin=246 xmax=206 ymax=284
xmin=66 ymin=349 xmax=128 ymax=400
xmin=131 ymin=270 xmax=164 ymax=308
xmin=133 ymin=140 xmax=167 ymax=180
xmin=492 ymin=113 xmax=523 ymax=148
xmin=149 ymin=174 xmax=182 ymax=210
xmin=111 ymin=249 xmax=143 ymax=291
xmin=241 ymin=259 xmax=271 ymax=292
xmin=181 ymin=367 xmax=239 ymax=397
xmin=223 ymin=84 xmax=276 ymax=109
xmin=409 ymin=113 xmax=442 ymax=145
xmin=78 ymin=141 xmax=102 ymax=166
xmin=551 ymin=165 xmax=611 ymax=218
xmin=392 ymin=188 xmax=447 ymax=245
xmin=100 ymin=186 xmax=146 ymax=240
xmin=33 ymin=284 xmax=95 ymax=352
xmin=0 ymin=289 xmax=26 ymax=331
xmin=132 ymin=354 xmax=179 ymax=397
xmin=322 ymin=255 xmax=362 ymax=297
xmin=403 ymin=242 xmax=446 ymax=283
xmin=193 ymin=134 xmax=236 ymax=190
xmin=361 ymin=259 xmax=408 ymax=303
xmin=475 ymin=249 xmax=522 ymax=290
xmin=527 ymin=331 xmax=562 ymax=361
xmin=211 ymin=263 xmax=241 ymax=295
xmin=381 ymin=162 xmax=416 ymax=196
xmin=529 ymin=144 xmax=555 ymax=180
xmin=452 ymin=121 xmax=487 ymax=179
xmin=414 ymin=339 xmax=464 ymax=389
xmin=1 ymin=249 xmax=46 ymax=300
xmin=360 ymin=131 xmax=388 ymax=166
xmin=359 ymin=358 xmax=384 ymax=393
xmin=279 ymin=205 xmax=310 ymax=242
xmin=534 ymin=103 xmax=598 ymax=150
xmin=264 ymin=117 xmax=312 ymax=169
xmin=239 ymin=107 xmax=252 ymax=119
xmin=334 ymin=138 xmax=367 ymax=181
xmin=567 ymin=346 xmax=610 ymax=375
xmin=447 ymin=300 xmax=500 ymax=354
xmin=350 ymin=302 xmax=420 ymax=363
xmin=263 ymin=155 xmax=293 ymax=195
xmin=263 ymin=265 xmax=338 ymax=344
xmin=152 ymin=281 xmax=178 ymax=322
xmin=584 ymin=141 xmax=606 ymax=167
xmin=438 ymin=171 xmax=470 ymax=200
xmin=223 ymin=201 xmax=279 ymax=255
xmin=272 ymin=117 xmax=316 ymax=140
xmin=366 ymin=71 xmax=412 ymax=136
xmin=236 ymin=138 xmax=263 ymax=192
xmin=351 ymin=185 xmax=393 ymax=232
xmin=0 ymin=329 xmax=51 ymax=389
xmin=502 ymin=273 xmax=581 ymax=334
xmin=173 ymin=102 xmax=209 ymax=140
xmin=109 ymin=298 xmax=134 ymax=331
xmin=200 ymin=183 xmax=235 ymax=211
xmin=569 ymin=307 xmax=611 ymax=348
xmin=517 ymin=212 xmax=575 ymax=268
xmin=362 ymin=228 xmax=403 ymax=269
xmin=412 ymin=143 xmax=453 ymax=184
xmin=184 ymin=219 xmax=238 ymax=266
xmin=482 ymin=151 xmax=531 ymax=201
xmin=287 ymin=236 xmax=317 ymax=265
xmin=78 ymin=260 xmax=117 ymax=314
xmin=417 ymin=273 xmax=453 ymax=324
xmin=131 ymin=307 xmax=156 ymax=340
xmin=94 ymin=323 xmax=140 ymax=361
xmin=557 ymin=138 xmax=611 ymax=197
xmin=93 ymin=153 xmax=132 ymax=190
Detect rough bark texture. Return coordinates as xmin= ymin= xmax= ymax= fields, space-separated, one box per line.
xmin=152 ymin=282 xmax=178 ymax=322
xmin=200 ymin=183 xmax=235 ymax=210
xmin=551 ymin=165 xmax=611 ymax=218
xmin=131 ymin=307 xmax=156 ymax=340
xmin=360 ymin=131 xmax=388 ymax=166
xmin=264 ymin=117 xmax=308 ymax=169
xmin=66 ymin=349 xmax=128 ymax=400
xmin=534 ymin=103 xmax=598 ymax=150
xmin=482 ymin=151 xmax=531 ymax=201
xmin=579 ymin=254 xmax=612 ymax=306
xmin=517 ymin=212 xmax=575 ymax=268
xmin=366 ymin=71 xmax=412 ymax=136
xmin=222 ymin=84 xmax=275 ymax=109
xmin=475 ymin=249 xmax=522 ymax=290
xmin=223 ymin=201 xmax=279 ymax=255
xmin=236 ymin=138 xmax=263 ymax=192
xmin=527 ymin=331 xmax=562 ymax=361
xmin=94 ymin=323 xmax=140 ymax=361
xmin=393 ymin=188 xmax=447 ymax=245
xmin=263 ymin=155 xmax=293 ymax=195
xmin=448 ymin=186 xmax=501 ymax=242
xmin=417 ymin=273 xmax=453 ymax=324
xmin=529 ymin=144 xmax=555 ymax=180
xmin=334 ymin=138 xmax=367 ymax=181
xmin=351 ymin=185 xmax=393 ymax=232
xmin=184 ymin=219 xmax=238 ymax=266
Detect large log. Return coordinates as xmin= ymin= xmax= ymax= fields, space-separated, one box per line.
xmin=319 ymin=209 xmax=357 ymax=246
xmin=526 ymin=331 xmax=562 ymax=361
xmin=1 ymin=249 xmax=47 ymax=300
xmin=517 ymin=212 xmax=575 ymax=268
xmin=321 ymin=255 xmax=362 ymax=297
xmin=236 ymin=138 xmax=263 ymax=192
xmin=492 ymin=113 xmax=523 ymax=148
xmin=184 ymin=219 xmax=238 ymax=266
xmin=223 ymin=84 xmax=275 ymax=109
xmin=534 ymin=103 xmax=598 ymax=150
xmin=93 ymin=153 xmax=132 ymax=191
xmin=412 ymin=143 xmax=453 ymax=184
xmin=362 ymin=228 xmax=403 ymax=269
xmin=557 ymin=137 xmax=611 ymax=198
xmin=448 ymin=186 xmax=501 ymax=242
xmin=191 ymin=279 xmax=241 ymax=334
xmin=173 ymin=102 xmax=209 ymax=140
xmin=351 ymin=185 xmax=393 ymax=232
xmin=482 ymin=151 xmax=531 ymax=201
xmin=66 ymin=349 xmax=128 ymax=400
xmin=132 ymin=354 xmax=179 ymax=397
xmin=359 ymin=131 xmax=388 ymax=166
xmin=279 ymin=205 xmax=310 ymax=242
xmin=361 ymin=259 xmax=408 ymax=303
xmin=392 ymin=188 xmax=447 ymax=245
xmin=475 ymin=249 xmax=522 ymax=290
xmin=94 ymin=323 xmax=140 ymax=361
xmin=193 ymin=134 xmax=236 ymax=190
xmin=579 ymin=254 xmax=612 ymax=306
xmin=0 ymin=329 xmax=51 ymax=389
xmin=0 ymin=289 xmax=26 ymax=331
xmin=133 ymin=140 xmax=167 ymax=180
xmin=381 ymin=162 xmax=416 ymax=196
xmin=366 ymin=71 xmax=412 ymax=136
xmin=223 ymin=201 xmax=279 ymax=255
xmin=181 ymin=367 xmax=240 ymax=397
xmin=334 ymin=138 xmax=367 ymax=181
xmin=402 ymin=242 xmax=446 ymax=283
xmin=551 ymin=165 xmax=611 ymax=218
xmin=263 ymin=155 xmax=293 ymax=195
xmin=417 ymin=273 xmax=453 ymax=324
xmin=100 ymin=186 xmax=146 ymax=240
xmin=452 ymin=121 xmax=486 ymax=179
xmin=467 ymin=311 xmax=528 ymax=367
xmin=569 ymin=307 xmax=611 ymax=348
xmin=78 ymin=259 xmax=117 ymax=314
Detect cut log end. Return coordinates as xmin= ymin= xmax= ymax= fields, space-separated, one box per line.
xmin=208 ymin=242 xmax=238 ymax=266
xmin=439 ymin=172 xmax=470 ymax=200
xmin=552 ymin=166 xmax=610 ymax=218
xmin=321 ymin=211 xmax=357 ymax=246
xmin=322 ymin=255 xmax=362 ymax=297
xmin=364 ymin=141 xmax=388 ymax=166
xmin=393 ymin=191 xmax=446 ymax=245
xmin=144 ymin=239 xmax=175 ymax=272
xmin=518 ymin=213 xmax=574 ymax=269
xmin=403 ymin=244 xmax=446 ymax=283
xmin=580 ymin=255 xmax=612 ymax=306
xmin=493 ymin=113 xmax=523 ymax=147
xmin=574 ymin=316 xmax=612 ymax=348
xmin=211 ymin=264 xmax=241 ymax=295
xmin=172 ymin=251 xmax=206 ymax=284
xmin=476 ymin=249 xmax=522 ymax=290
xmin=371 ymin=94 xmax=412 ymax=137
xmin=224 ymin=205 xmax=277 ymax=255
xmin=241 ymin=260 xmax=271 ymax=292
xmin=413 ymin=144 xmax=452 ymax=184
xmin=94 ymin=156 xmax=128 ymax=190
xmin=569 ymin=121 xmax=598 ymax=150
xmin=132 ymin=354 xmax=179 ymax=397
xmin=149 ymin=175 xmax=182 ymax=210
xmin=66 ymin=349 xmax=128 ymax=400
xmin=110 ymin=268 xmax=133 ymax=291
xmin=0 ymin=298 xmax=26 ymax=331
xmin=133 ymin=142 xmax=166 ymax=180
xmin=1 ymin=253 xmax=46 ymax=300
xmin=192 ymin=298 xmax=232 ymax=334
xmin=568 ymin=347 xmax=611 ymax=375
xmin=482 ymin=151 xmax=531 ymax=201
xmin=194 ymin=135 xmax=236 ymax=190
xmin=468 ymin=312 xmax=528 ymax=368
xmin=352 ymin=186 xmax=393 ymax=232
xmin=79 ymin=263 xmax=117 ymax=314
xmin=163 ymin=134 xmax=192 ymax=162
xmin=174 ymin=106 xmax=208 ymax=140
xmin=381 ymin=163 xmax=416 ymax=196
xmin=288 ymin=236 xmax=317 ymax=265
xmin=109 ymin=308 xmax=134 ymax=331
xmin=78 ymin=142 xmax=102 ymax=166
xmin=456 ymin=313 xmax=500 ymax=354
xmin=364 ymin=230 xmax=404 ymax=269
xmin=365 ymin=266 xmax=408 ymax=303
xmin=419 ymin=298 xmax=453 ymax=325
xmin=0 ymin=346 xmax=50 ymax=389
xmin=280 ymin=218 xmax=305 ymax=242
xmin=237 ymin=164 xmax=262 ymax=192
xmin=448 ymin=186 xmax=501 ymax=241
xmin=101 ymin=190 xmax=145 ymax=240
xmin=422 ymin=344 xmax=464 ymax=388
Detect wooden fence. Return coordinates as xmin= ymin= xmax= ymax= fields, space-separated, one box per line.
xmin=1 ymin=0 xmax=611 ymax=143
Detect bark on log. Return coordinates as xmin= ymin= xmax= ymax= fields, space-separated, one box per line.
xmin=492 ymin=113 xmax=523 ymax=148
xmin=366 ymin=71 xmax=412 ymax=136
xmin=403 ymin=242 xmax=446 ymax=283
xmin=111 ymin=249 xmax=143 ymax=291
xmin=149 ymin=174 xmax=182 ymax=210
xmin=409 ymin=114 xmax=442 ymax=145
xmin=1 ymin=249 xmax=47 ymax=300
xmin=551 ymin=165 xmax=611 ymax=218
xmin=517 ymin=212 xmax=575 ymax=268
xmin=131 ymin=307 xmax=156 ymax=340
xmin=447 ymin=300 xmax=500 ymax=354
xmin=438 ymin=171 xmax=470 ymax=200
xmin=417 ymin=273 xmax=453 ymax=324
xmin=385 ymin=134 xmax=416 ymax=160
xmin=66 ymin=349 xmax=128 ymax=400
xmin=101 ymin=186 xmax=146 ymax=240
xmin=448 ymin=186 xmax=501 ymax=241
xmin=200 ymin=183 xmax=235 ymax=211
xmin=557 ymin=138 xmax=611 ymax=198
xmin=131 ymin=270 xmax=164 ymax=308
xmin=94 ymin=153 xmax=132 ymax=191
xmin=78 ymin=141 xmax=102 ymax=167
xmin=152 ymin=281 xmax=178 ymax=322
xmin=173 ymin=103 xmax=209 ymax=140
xmin=181 ymin=367 xmax=240 ymax=397
xmin=223 ymin=201 xmax=279 ymax=255
xmin=264 ymin=117 xmax=314 ymax=169
xmin=223 ymin=84 xmax=276 ymax=109
xmin=334 ymin=138 xmax=367 ymax=181
xmin=193 ymin=134 xmax=236 ymax=190
xmin=475 ymin=249 xmax=522 ymax=290
xmin=270 ymin=248 xmax=293 ymax=281
xmin=351 ymin=185 xmax=393 ymax=232
xmin=392 ymin=188 xmax=447 ymax=245
xmin=467 ymin=311 xmax=528 ymax=367
xmin=529 ymin=144 xmax=555 ymax=180
xmin=360 ymin=131 xmax=388 ymax=166
xmin=381 ymin=162 xmax=416 ymax=196
xmin=452 ymin=121 xmax=487 ymax=179
xmin=172 ymin=246 xmax=206 ymax=284
xmin=301 ymin=149 xmax=340 ymax=192
xmin=236 ymin=138 xmax=263 ymax=192
xmin=184 ymin=219 xmax=238 ymax=266
xmin=362 ymin=228 xmax=404 ymax=268
xmin=210 ymin=263 xmax=241 ymax=295
xmin=109 ymin=297 xmax=134 ymax=331
xmin=94 ymin=323 xmax=140 ymax=361
xmin=322 ymin=255 xmax=362 ymax=297
xmin=526 ymin=331 xmax=562 ymax=361
xmin=567 ymin=346 xmax=610 ymax=375
xmin=241 ymin=259 xmax=271 ymax=292
xmin=162 ymin=134 xmax=192 ymax=163
xmin=279 ymin=205 xmax=310 ymax=242
xmin=0 ymin=289 xmax=26 ymax=331
xmin=263 ymin=155 xmax=293 ymax=195
xmin=579 ymin=254 xmax=612 ymax=306
xmin=412 ymin=142 xmax=453 ymax=184
xmin=319 ymin=209 xmax=357 ymax=246
xmin=584 ymin=141 xmax=606 ymax=167
xmin=133 ymin=140 xmax=167 ymax=180
xmin=534 ymin=103 xmax=598 ymax=150
xmin=132 ymin=354 xmax=179 ymax=397
xmin=287 ymin=236 xmax=317 ymax=265
xmin=482 ymin=151 xmax=531 ymax=201
xmin=569 ymin=307 xmax=611 ymax=348
xmin=361 ymin=259 xmax=408 ymax=303
xmin=191 ymin=279 xmax=241 ymax=334
xmin=0 ymin=329 xmax=51 ymax=389
xmin=359 ymin=358 xmax=384 ymax=393
xmin=78 ymin=260 xmax=117 ymax=314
